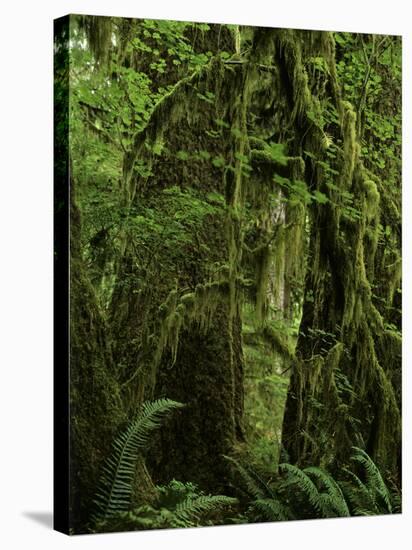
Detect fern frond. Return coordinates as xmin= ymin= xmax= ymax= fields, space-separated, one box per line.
xmin=279 ymin=463 xmax=323 ymax=515
xmin=156 ymin=479 xmax=199 ymax=508
xmin=350 ymin=447 xmax=392 ymax=513
xmin=175 ymin=495 xmax=237 ymax=525
xmin=92 ymin=398 xmax=184 ymax=524
xmin=252 ymin=498 xmax=291 ymax=521
xmin=247 ymin=465 xmax=279 ymax=500
xmin=391 ymin=490 xmax=402 ymax=513
xmin=340 ymin=468 xmax=377 ymax=515
xmin=224 ymin=455 xmax=267 ymax=500
xmin=304 ymin=466 xmax=350 ymax=517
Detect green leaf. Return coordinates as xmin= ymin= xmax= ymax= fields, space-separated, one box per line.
xmin=313 ymin=191 xmax=329 ymax=204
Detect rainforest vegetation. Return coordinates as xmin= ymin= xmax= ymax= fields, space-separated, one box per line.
xmin=54 ymin=15 xmax=402 ymax=534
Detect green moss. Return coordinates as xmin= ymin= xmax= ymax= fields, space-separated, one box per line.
xmin=155 ymin=279 xmax=231 ymax=367
xmin=363 ymin=178 xmax=380 ymax=220
xmin=69 ymin=182 xmax=125 ymax=531
xmin=280 ymin=30 xmax=401 ymax=480
xmin=260 ymin=325 xmax=295 ymax=362
xmin=80 ymin=15 xmax=113 ymax=65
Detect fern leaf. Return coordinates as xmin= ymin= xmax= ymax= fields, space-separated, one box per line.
xmin=247 ymin=466 xmax=279 ymax=501
xmin=351 ymin=447 xmax=392 ymax=513
xmin=279 ymin=463 xmax=323 ymax=514
xmin=175 ymin=495 xmax=237 ymax=525
xmin=340 ymin=468 xmax=377 ymax=515
xmin=304 ymin=466 xmax=350 ymax=517
xmin=252 ymin=498 xmax=291 ymax=521
xmin=92 ymin=398 xmax=184 ymax=523
xmin=224 ymin=455 xmax=267 ymax=500
xmin=391 ymin=491 xmax=402 ymax=513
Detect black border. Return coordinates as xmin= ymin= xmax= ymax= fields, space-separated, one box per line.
xmin=53 ymin=14 xmax=70 ymax=535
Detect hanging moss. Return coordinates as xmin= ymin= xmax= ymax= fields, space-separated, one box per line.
xmin=79 ymin=15 xmax=113 ymax=65
xmin=69 ymin=174 xmax=125 ymax=532
xmin=279 ymin=29 xmax=401 ymax=481
xmin=259 ymin=324 xmax=295 ymax=362
xmin=154 ymin=280 xmax=230 ymax=367
xmin=254 ymin=243 xmax=272 ymax=323
xmin=68 ymin=21 xmax=401 ymax=523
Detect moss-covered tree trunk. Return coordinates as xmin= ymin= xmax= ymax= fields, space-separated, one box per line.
xmin=151 ymin=307 xmax=244 ymax=491
xmin=280 ymin=32 xmax=401 ymax=480
xmin=96 ymin=24 xmax=247 ymax=493
xmin=69 ymin=171 xmax=125 ymax=532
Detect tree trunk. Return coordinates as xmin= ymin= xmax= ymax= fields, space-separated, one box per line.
xmin=280 ymin=33 xmax=401 ymax=479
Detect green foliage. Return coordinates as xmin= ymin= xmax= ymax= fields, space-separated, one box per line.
xmin=92 ymin=399 xmax=184 ymax=525
xmin=67 ymin=17 xmax=401 ymax=532
xmin=279 ymin=463 xmax=350 ymax=518
xmin=225 ymin=455 xmax=292 ymax=521
xmin=228 ymin=448 xmax=400 ymax=523
xmin=129 ymin=186 xmax=224 ymax=262
xmin=274 ymin=175 xmax=329 ymax=206
xmin=250 ymin=140 xmax=289 ymax=166
xmin=93 ymin=480 xmax=237 ymax=532
xmin=340 ymin=447 xmax=401 ymax=515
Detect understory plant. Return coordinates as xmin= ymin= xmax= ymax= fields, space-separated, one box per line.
xmin=227 ymin=447 xmax=401 ymax=522
xmin=97 ymin=480 xmax=238 ymax=532
xmin=90 ymin=398 xmax=237 ymax=532
xmin=91 ymin=398 xmax=184 ymax=529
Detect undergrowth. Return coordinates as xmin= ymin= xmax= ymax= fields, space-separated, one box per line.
xmin=95 ymin=480 xmax=238 ymax=532
xmin=90 ymin=398 xmax=238 ymax=533
xmin=227 ymin=447 xmax=401 ymax=522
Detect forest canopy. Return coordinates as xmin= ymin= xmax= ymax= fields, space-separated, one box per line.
xmin=54 ymin=15 xmax=402 ymax=533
